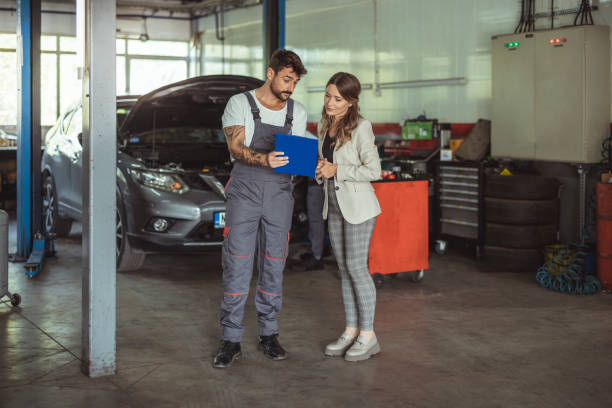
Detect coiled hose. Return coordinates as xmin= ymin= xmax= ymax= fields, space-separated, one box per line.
xmin=536 ymin=133 xmax=609 ymax=294
xmin=536 ymin=238 xmax=601 ymax=295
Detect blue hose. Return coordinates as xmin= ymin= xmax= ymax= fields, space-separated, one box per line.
xmin=536 ymin=239 xmax=602 ymax=295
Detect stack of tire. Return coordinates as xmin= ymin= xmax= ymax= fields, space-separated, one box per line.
xmin=483 ymin=174 xmax=560 ymax=272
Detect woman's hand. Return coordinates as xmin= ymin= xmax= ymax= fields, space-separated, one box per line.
xmin=315 ymin=159 xmax=337 ymax=179
xmin=316 ymin=159 xmax=326 ymax=172
xmin=314 ymin=160 xmax=326 ymax=180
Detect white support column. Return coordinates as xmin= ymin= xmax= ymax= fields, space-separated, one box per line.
xmin=77 ymin=0 xmax=117 ymax=378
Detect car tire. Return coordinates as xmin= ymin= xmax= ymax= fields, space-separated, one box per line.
xmin=485 ymin=223 xmax=557 ymax=249
xmin=42 ymin=174 xmax=72 ymax=237
xmin=485 ymin=197 xmax=558 ymax=225
xmin=482 ymin=245 xmax=543 ymax=272
xmin=116 ymin=195 xmax=146 ymax=272
xmin=485 ymin=175 xmax=559 ymax=200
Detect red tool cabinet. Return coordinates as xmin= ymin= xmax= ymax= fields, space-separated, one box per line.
xmin=368 ymin=179 xmax=429 ymax=287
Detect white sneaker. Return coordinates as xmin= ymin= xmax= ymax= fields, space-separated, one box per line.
xmin=324 ymin=333 xmax=356 ymax=357
xmin=344 ymin=334 xmax=380 ymax=362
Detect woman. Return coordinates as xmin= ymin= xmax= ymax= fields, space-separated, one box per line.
xmin=315 ymin=72 xmax=382 ymax=362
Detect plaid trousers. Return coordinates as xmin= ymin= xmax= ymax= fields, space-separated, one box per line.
xmin=327 ymin=179 xmax=377 ymax=331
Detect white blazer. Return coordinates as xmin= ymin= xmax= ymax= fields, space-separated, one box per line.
xmin=317 ymin=118 xmax=382 ymax=224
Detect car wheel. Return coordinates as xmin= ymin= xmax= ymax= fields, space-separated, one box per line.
xmin=10 ymin=293 xmax=21 ymax=307
xmin=42 ymin=174 xmax=72 ymax=237
xmin=116 ymin=196 xmax=146 ymax=272
xmin=434 ymin=239 xmax=447 ymax=255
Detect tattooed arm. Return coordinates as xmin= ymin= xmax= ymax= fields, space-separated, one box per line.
xmin=224 ymin=125 xmax=288 ymax=168
xmin=224 ymin=125 xmax=266 ymax=166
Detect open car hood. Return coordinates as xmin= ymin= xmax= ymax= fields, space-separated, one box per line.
xmin=118 ymin=75 xmax=263 ymax=140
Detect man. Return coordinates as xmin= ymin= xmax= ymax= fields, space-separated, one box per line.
xmin=292 ymin=179 xmax=326 ymax=271
xmin=213 ymin=50 xmax=308 ymax=369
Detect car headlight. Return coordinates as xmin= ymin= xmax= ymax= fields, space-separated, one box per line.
xmin=129 ymin=169 xmax=190 ymax=194
xmin=200 ymin=174 xmax=226 ymax=199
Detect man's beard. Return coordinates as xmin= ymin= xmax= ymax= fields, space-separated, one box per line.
xmin=271 ymin=83 xmax=291 ymax=102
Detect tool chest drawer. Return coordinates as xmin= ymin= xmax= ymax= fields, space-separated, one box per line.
xmin=435 ymin=162 xmax=484 ymax=255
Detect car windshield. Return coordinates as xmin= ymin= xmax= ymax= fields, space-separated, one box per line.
xmin=126 ymin=127 xmax=226 ymax=146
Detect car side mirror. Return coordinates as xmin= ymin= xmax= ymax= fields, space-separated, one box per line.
xmin=78 ymin=132 xmax=83 ymax=144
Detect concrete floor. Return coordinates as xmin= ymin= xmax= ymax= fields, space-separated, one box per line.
xmin=1 ymin=222 xmax=612 ymax=408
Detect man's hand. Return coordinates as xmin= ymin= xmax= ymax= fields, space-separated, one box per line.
xmin=267 ymin=151 xmax=289 ymax=168
xmin=315 ymin=159 xmax=337 ymax=179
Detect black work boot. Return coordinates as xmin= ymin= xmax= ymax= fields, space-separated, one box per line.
xmin=212 ymin=340 xmax=241 ymax=368
xmin=258 ymin=334 xmax=287 ymax=360
xmin=292 ymin=254 xmax=324 ymax=272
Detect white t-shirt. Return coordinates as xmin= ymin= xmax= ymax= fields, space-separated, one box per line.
xmin=221 ymin=90 xmax=308 ymax=147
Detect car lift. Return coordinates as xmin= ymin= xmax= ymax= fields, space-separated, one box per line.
xmin=24 ymin=232 xmax=56 ymax=278
xmin=13 ymin=0 xmax=48 ymax=280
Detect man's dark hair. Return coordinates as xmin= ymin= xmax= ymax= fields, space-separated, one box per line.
xmin=268 ymin=49 xmax=307 ymax=77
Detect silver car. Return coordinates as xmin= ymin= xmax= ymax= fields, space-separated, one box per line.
xmin=41 ymin=75 xmax=263 ymax=271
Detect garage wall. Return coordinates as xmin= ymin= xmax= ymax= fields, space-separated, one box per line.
xmin=198 ymin=0 xmax=612 ymax=124
xmin=197 ymin=5 xmax=264 ymax=79
xmin=1 ymin=1 xmax=610 ymax=124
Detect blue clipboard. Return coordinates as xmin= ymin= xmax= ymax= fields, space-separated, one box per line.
xmin=274 ymin=133 xmax=318 ymax=178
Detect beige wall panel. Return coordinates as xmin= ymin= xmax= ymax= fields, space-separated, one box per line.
xmin=585 ymin=26 xmax=611 ymax=163
xmin=534 ymin=28 xmax=584 ymax=162
xmin=492 ymin=26 xmax=610 ymax=163
xmin=491 ymin=33 xmax=536 ymax=159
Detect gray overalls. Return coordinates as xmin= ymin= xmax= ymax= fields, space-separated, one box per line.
xmin=220 ymin=92 xmax=295 ymax=342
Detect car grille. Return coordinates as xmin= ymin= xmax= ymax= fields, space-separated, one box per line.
xmin=182 ymin=172 xmax=213 ymax=191
xmin=188 ymin=222 xmax=224 ymax=242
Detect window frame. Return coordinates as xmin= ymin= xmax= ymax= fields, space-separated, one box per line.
xmin=116 ymin=38 xmax=191 ymax=95
xmin=0 ymin=32 xmax=193 ymax=126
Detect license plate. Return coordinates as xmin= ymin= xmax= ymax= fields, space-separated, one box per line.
xmin=214 ymin=211 xmax=226 ymax=228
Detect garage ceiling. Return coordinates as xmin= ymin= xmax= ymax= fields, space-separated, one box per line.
xmin=39 ymin=0 xmax=258 ymax=15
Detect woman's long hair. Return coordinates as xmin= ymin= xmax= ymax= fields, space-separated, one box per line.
xmin=320 ymin=72 xmax=362 ymax=150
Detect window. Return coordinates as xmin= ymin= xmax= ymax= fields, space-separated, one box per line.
xmin=116 ymin=56 xmax=126 ymax=95
xmin=0 ymin=34 xmax=74 ymax=127
xmin=59 ymin=36 xmax=77 ymax=53
xmin=127 ymin=39 xmax=188 ymax=57
xmin=117 ymin=38 xmax=190 ymax=96
xmin=0 ymin=33 xmax=16 ymax=49
xmin=41 ymin=35 xmax=57 ymax=51
xmin=0 ymin=33 xmax=192 ymax=127
xmin=0 ymin=51 xmax=17 ymax=126
xmin=41 ymin=53 xmax=57 ymax=126
xmin=116 ymin=39 xmax=126 ymax=54
xmin=59 ymin=54 xmax=80 ymax=113
xmin=129 ymin=59 xmax=187 ymax=95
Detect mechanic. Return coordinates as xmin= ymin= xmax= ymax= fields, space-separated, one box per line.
xmin=292 ymin=179 xmax=326 ymax=272
xmin=213 ymin=50 xmax=308 ymax=369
